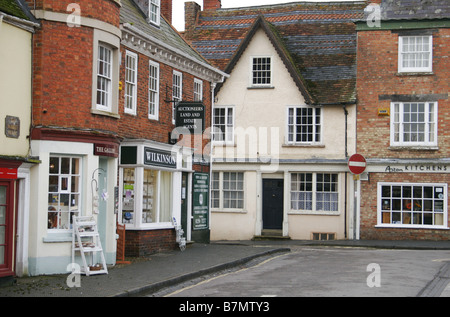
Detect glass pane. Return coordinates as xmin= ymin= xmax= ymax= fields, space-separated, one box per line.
xmin=143 ymin=170 xmax=157 ymax=224
xmin=0 ymin=206 xmax=5 ymax=225
xmin=0 ymin=246 xmax=4 ymax=265
xmin=49 ymin=157 xmax=59 ymax=174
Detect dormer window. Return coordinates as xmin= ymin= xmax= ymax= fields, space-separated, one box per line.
xmin=149 ymin=0 xmax=161 ymax=26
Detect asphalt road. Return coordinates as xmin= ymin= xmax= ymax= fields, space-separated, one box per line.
xmin=150 ymin=246 xmax=450 ymax=297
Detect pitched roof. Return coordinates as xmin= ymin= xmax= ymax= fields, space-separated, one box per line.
xmin=0 ymin=0 xmax=36 ymax=22
xmin=120 ymin=0 xmax=210 ymax=66
xmin=379 ymin=0 xmax=450 ymax=21
xmin=185 ymin=1 xmax=367 ymax=105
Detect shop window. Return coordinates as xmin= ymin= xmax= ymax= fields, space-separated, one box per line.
xmin=291 ymin=173 xmax=339 ymax=213
xmin=48 ymin=156 xmax=81 ymax=231
xmin=121 ymin=167 xmax=173 ymax=227
xmin=379 ymin=182 xmax=447 ymax=228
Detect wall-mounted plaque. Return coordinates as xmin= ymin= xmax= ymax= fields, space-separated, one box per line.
xmin=5 ymin=116 xmax=20 ymax=139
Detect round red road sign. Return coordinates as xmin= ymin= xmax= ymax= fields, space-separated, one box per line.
xmin=348 ymin=154 xmax=367 ymax=175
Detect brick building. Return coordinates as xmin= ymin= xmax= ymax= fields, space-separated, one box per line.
xmin=117 ymin=0 xmax=226 ymax=256
xmin=26 ymin=0 xmax=123 ymax=276
xmin=356 ymin=0 xmax=450 ymax=240
xmin=10 ymin=0 xmax=225 ymax=276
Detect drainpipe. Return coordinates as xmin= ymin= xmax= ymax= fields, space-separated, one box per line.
xmin=343 ymin=104 xmax=349 ymax=239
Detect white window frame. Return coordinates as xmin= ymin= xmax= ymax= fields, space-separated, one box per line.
xmin=398 ymin=35 xmax=433 ymax=73
xmin=377 ymin=182 xmax=448 ymax=229
xmin=148 ymin=61 xmax=160 ymax=120
xmin=211 ymin=171 xmax=245 ymax=211
xmin=290 ymin=173 xmax=339 ymax=214
xmin=48 ymin=156 xmax=82 ymax=232
xmin=124 ymin=50 xmax=138 ymax=115
xmin=286 ymin=106 xmax=322 ymax=145
xmin=96 ymin=44 xmax=113 ymax=112
xmin=390 ymin=101 xmax=438 ymax=147
xmin=212 ymin=106 xmax=234 ymax=145
xmin=149 ymin=0 xmax=161 ymax=26
xmin=250 ymin=56 xmax=272 ymax=87
xmin=120 ymin=167 xmax=174 ymax=230
xmin=194 ymin=78 xmax=203 ymax=102
xmin=91 ymin=29 xmax=120 ymax=117
xmin=172 ymin=70 xmax=182 ymax=124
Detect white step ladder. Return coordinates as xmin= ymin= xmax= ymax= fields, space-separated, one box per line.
xmin=72 ymin=216 xmax=108 ymax=276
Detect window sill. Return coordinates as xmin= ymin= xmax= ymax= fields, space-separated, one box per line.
xmin=389 ymin=146 xmax=439 ymax=151
xmin=289 ymin=210 xmax=340 ymax=216
xmin=43 ymin=232 xmax=72 ymax=243
xmin=91 ymin=108 xmax=120 ymax=119
xmin=247 ymin=86 xmax=275 ymax=90
xmin=283 ymin=143 xmax=325 ymax=148
xmin=211 ymin=209 xmax=247 ymax=214
xmin=396 ymin=72 xmax=434 ymax=77
xmin=375 ymin=224 xmax=449 ymax=230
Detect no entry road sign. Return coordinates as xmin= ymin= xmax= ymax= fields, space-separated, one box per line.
xmin=348 ymin=154 xmax=367 ymax=175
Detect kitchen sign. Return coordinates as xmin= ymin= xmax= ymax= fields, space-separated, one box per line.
xmin=175 ymin=102 xmax=205 ymax=134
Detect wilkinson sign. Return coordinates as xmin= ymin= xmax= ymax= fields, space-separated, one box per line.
xmin=144 ymin=147 xmax=177 ymax=169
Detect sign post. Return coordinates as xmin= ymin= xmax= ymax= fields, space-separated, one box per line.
xmin=347 ymin=154 xmax=366 ymax=241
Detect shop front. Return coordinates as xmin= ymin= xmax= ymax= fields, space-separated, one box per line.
xmin=360 ymin=159 xmax=450 ymax=240
xmin=28 ymin=129 xmax=119 ymax=276
xmin=119 ymin=140 xmax=195 ymax=256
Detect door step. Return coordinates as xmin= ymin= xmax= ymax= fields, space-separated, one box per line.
xmin=253 ymin=230 xmax=290 ymax=241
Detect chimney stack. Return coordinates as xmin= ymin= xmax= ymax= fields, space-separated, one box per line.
xmin=185 ymin=2 xmax=201 ymax=33
xmin=161 ymin=0 xmax=173 ymax=24
xmin=204 ymin=0 xmax=221 ymax=11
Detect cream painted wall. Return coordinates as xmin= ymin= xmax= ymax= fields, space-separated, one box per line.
xmin=0 ymin=21 xmax=32 ymax=157
xmin=210 ymin=170 xmax=258 ymax=240
xmin=213 ymin=28 xmax=356 ymax=162
xmin=210 ymin=27 xmax=356 ymax=241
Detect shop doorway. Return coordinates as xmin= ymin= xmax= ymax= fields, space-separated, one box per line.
xmin=0 ymin=181 xmax=14 ymax=278
xmin=262 ymin=179 xmax=284 ymax=230
xmin=181 ymin=172 xmax=189 ymax=239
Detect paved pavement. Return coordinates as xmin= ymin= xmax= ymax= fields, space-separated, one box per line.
xmin=0 ymin=239 xmax=449 ymax=297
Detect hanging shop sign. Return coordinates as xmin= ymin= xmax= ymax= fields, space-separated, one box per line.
xmin=175 ymin=102 xmax=205 ymax=134
xmin=192 ymin=172 xmax=209 ymax=230
xmin=144 ymin=147 xmax=177 ymax=169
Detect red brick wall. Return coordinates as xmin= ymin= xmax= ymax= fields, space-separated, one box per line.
xmin=360 ymin=173 xmax=450 ymax=240
xmin=32 ymin=21 xmax=119 ymax=134
xmin=118 ymin=46 xmax=213 ymax=156
xmin=356 ymin=28 xmax=450 ymax=159
xmin=25 ymin=0 xmax=121 ymax=26
xmin=125 ymin=229 xmax=178 ymax=257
